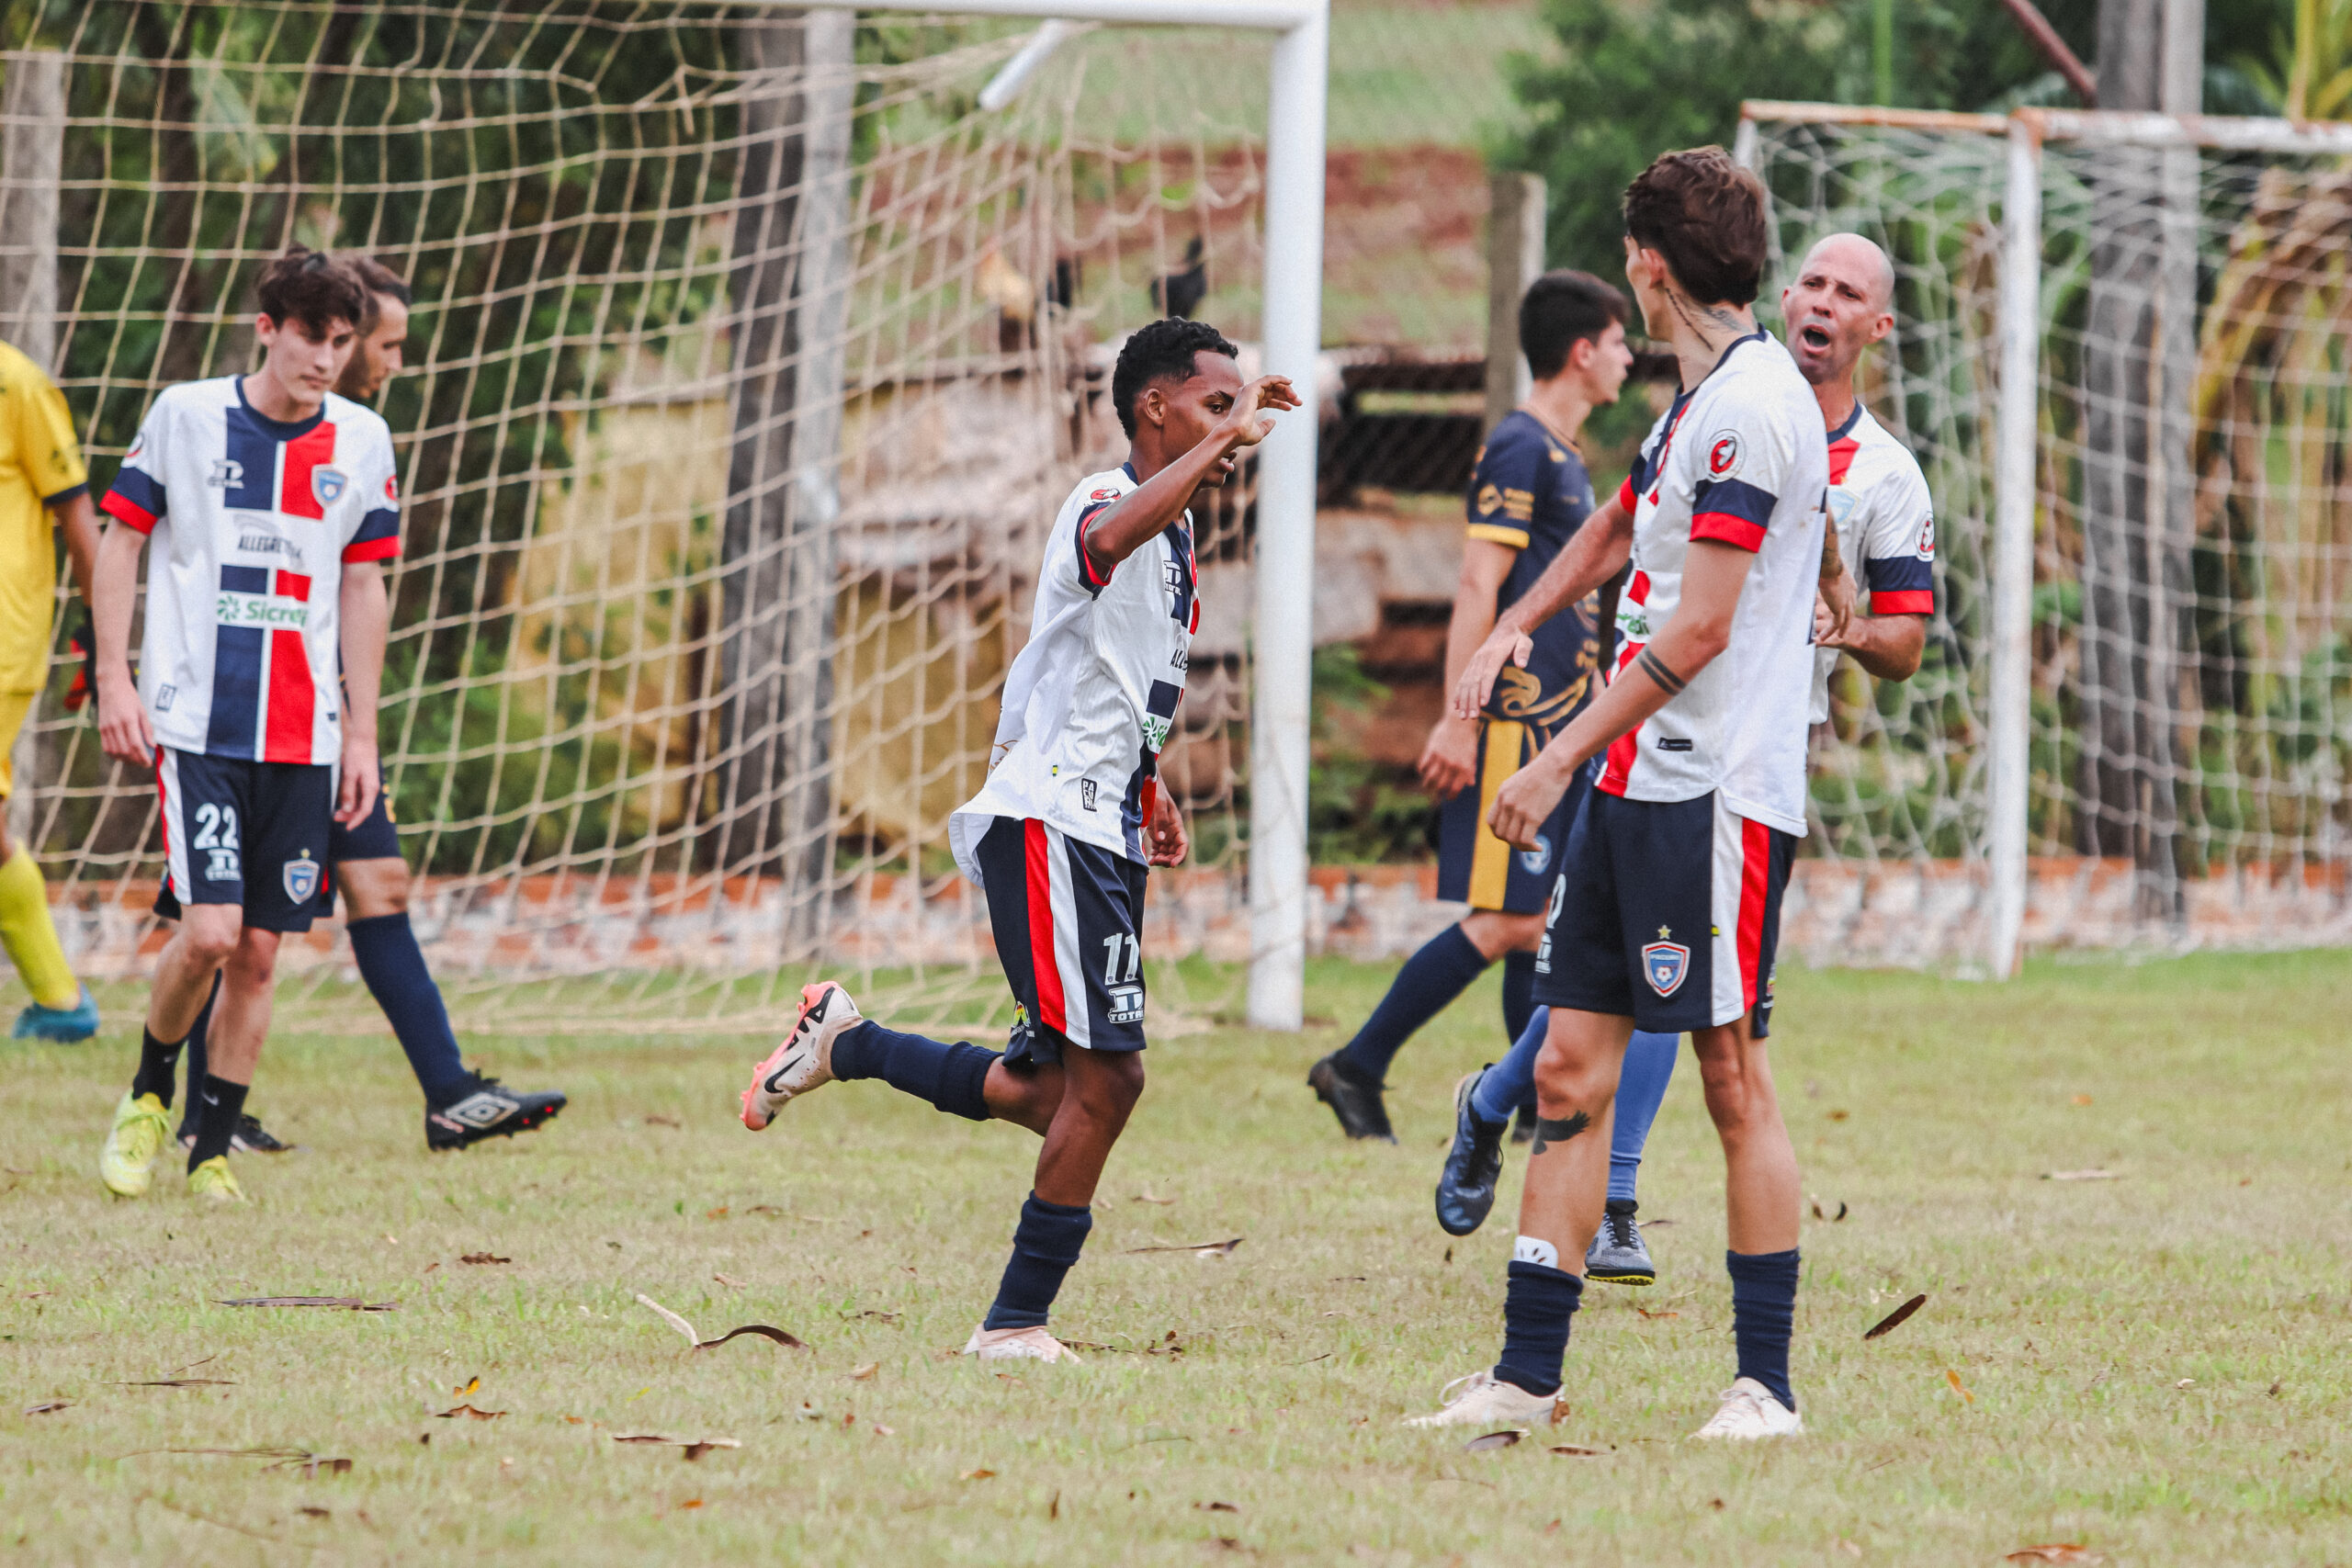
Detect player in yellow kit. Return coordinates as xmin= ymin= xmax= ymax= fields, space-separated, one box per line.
xmin=0 ymin=340 xmax=101 ymax=1040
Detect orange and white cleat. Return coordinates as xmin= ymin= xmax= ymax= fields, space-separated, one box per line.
xmin=740 ymin=982 xmax=863 ymax=1131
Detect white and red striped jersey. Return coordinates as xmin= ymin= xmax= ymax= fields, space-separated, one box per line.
xmin=1810 ymin=401 xmax=1936 ymax=723
xmin=100 ymin=377 xmax=400 ymax=765
xmin=1601 ymin=332 xmax=1827 ymax=837
xmin=949 ymin=465 xmax=1198 ymax=884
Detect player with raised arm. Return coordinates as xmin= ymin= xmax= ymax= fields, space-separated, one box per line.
xmin=92 ymin=249 xmax=394 ymax=1202
xmin=1309 ymin=272 xmax=1632 ymax=1145
xmin=1404 ymin=148 xmax=1826 ymax=1438
xmin=167 ymin=255 xmax=566 ymax=1155
xmin=0 ymin=338 xmax=104 ymax=1042
xmin=735 ymin=319 xmax=1297 ymax=1362
xmin=1432 ymin=232 xmax=1935 ymax=1293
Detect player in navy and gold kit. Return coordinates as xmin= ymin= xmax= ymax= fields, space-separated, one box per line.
xmin=1310 ymin=272 xmax=1633 ymax=1142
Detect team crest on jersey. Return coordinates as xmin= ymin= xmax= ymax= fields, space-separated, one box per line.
xmin=1476 ymin=482 xmax=1503 ymax=516
xmin=1706 ymin=431 xmax=1743 ymax=479
xmin=385 ymin=473 xmax=401 ymax=503
xmin=1518 ymin=833 xmax=1552 ymax=875
xmin=1641 ymin=938 xmax=1690 ymax=997
xmin=311 ymin=467 xmax=349 ymax=507
xmin=282 ymin=855 xmax=322 ymax=904
xmin=1091 ymin=488 xmax=1119 ymax=502
xmin=1918 ymin=516 xmax=1936 ymax=557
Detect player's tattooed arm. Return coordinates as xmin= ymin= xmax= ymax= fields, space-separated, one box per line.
xmin=1084 ymin=374 xmax=1301 ymax=576
xmin=1453 ymin=491 xmax=1634 ymax=719
xmin=1816 ymin=522 xmax=1857 ymax=642
xmin=1635 ymin=647 xmax=1686 ymax=695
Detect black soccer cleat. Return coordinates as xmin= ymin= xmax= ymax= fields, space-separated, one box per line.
xmin=1307 ymin=1052 xmax=1396 ymax=1143
xmin=1435 ymin=1067 xmax=1509 ymax=1236
xmin=426 ymin=1075 xmax=567 ymax=1150
xmin=177 ymin=1111 xmax=296 ymax=1155
xmin=1584 ymin=1197 xmax=1657 ymax=1286
xmin=1510 ymin=1102 xmax=1538 ymax=1146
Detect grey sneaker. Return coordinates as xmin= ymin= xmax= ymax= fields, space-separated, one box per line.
xmin=1584 ymin=1197 xmax=1655 ymax=1286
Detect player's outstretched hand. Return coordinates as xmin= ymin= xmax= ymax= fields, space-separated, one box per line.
xmin=1147 ymin=787 xmax=1189 ymax=868
xmin=336 ymin=735 xmax=380 ymax=828
xmin=1217 ymin=375 xmax=1302 ymax=449
xmin=1417 ymin=713 xmax=1478 ymax=800
xmin=1453 ymin=624 xmax=1533 ymax=721
xmin=94 ymin=673 xmax=154 ymax=766
xmin=1487 ymin=752 xmax=1569 ymax=852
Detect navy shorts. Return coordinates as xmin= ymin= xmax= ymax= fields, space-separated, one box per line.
xmin=327 ymin=763 xmax=401 ymax=863
xmin=1531 ymin=787 xmax=1795 ymax=1037
xmin=1437 ymin=720 xmax=1582 ymax=914
xmin=154 ymin=748 xmax=334 ymax=932
xmin=972 ymin=815 xmax=1148 ymax=1063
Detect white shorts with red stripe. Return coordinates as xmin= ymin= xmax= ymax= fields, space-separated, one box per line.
xmin=971 ymin=815 xmax=1149 ymax=1059
xmin=1531 ymin=785 xmax=1794 ymax=1037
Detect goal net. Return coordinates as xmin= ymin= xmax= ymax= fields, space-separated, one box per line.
xmin=1746 ymin=103 xmax=2352 ymax=967
xmin=6 ymin=1 xmax=1287 ymax=1032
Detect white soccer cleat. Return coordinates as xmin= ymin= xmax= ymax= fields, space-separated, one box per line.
xmin=740 ymin=981 xmax=862 ymax=1131
xmin=1402 ymin=1369 xmax=1562 ymax=1428
xmin=1691 ymin=1377 xmax=1804 ymax=1440
xmin=963 ymin=1324 xmax=1083 ymax=1364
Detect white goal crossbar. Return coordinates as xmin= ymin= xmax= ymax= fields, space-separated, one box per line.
xmin=1740 ymin=100 xmax=2352 ymax=977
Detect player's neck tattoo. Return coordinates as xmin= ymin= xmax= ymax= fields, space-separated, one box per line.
xmin=1666 ymin=287 xmax=1754 ymax=373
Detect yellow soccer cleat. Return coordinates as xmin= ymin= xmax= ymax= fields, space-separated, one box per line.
xmin=186 ymin=1155 xmax=246 ymax=1204
xmin=98 ymin=1091 xmax=171 ymax=1198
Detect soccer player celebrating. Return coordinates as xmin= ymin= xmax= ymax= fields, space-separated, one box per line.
xmin=169 ymin=254 xmax=566 ymax=1153
xmin=0 ymin=338 xmax=103 ymax=1041
xmin=92 ymin=249 xmax=396 ymax=1202
xmin=1433 ymin=231 xmax=1935 ymax=1295
xmin=737 ymin=319 xmax=1297 ymax=1363
xmin=1407 ymin=148 xmax=1825 ymax=1438
xmin=1308 ymin=272 xmax=1632 ymax=1145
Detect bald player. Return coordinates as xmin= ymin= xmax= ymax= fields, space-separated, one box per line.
xmin=1434 ymin=233 xmax=1937 ymax=1301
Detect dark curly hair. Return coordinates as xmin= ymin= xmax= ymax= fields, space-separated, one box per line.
xmin=1112 ymin=317 xmax=1238 ymax=439
xmin=1623 ymin=147 xmax=1769 ymax=308
xmin=254 ymin=246 xmax=367 ymax=336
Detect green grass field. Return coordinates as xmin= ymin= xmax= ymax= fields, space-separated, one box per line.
xmin=6 ymin=951 xmax=2350 ymax=1564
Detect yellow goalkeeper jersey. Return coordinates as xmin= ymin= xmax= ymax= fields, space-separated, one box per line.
xmin=0 ymin=341 xmax=86 ymax=694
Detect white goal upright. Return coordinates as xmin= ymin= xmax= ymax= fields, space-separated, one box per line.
xmin=0 ymin=0 xmax=1327 ymax=1032
xmin=1741 ymin=100 xmax=2352 ymax=974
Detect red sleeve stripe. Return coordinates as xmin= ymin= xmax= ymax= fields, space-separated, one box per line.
xmin=99 ymin=491 xmax=157 ymax=533
xmin=1870 ymin=589 xmax=1934 ymax=615
xmin=341 ymin=536 xmax=401 ymax=563
xmin=1689 ymin=513 xmax=1766 ymax=551
xmin=1616 ymin=474 xmax=1636 ymax=513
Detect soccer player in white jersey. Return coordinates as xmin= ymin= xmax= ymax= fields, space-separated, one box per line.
xmin=167 ymin=254 xmax=566 ymax=1155
xmin=1434 ymin=233 xmax=1936 ymax=1298
xmin=1406 ymin=148 xmax=1826 ymax=1438
xmin=91 ymin=250 xmax=395 ymax=1202
xmin=735 ymin=319 xmax=1297 ymax=1362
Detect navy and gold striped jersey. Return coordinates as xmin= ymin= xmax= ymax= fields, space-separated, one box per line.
xmin=1464 ymin=409 xmax=1600 ymax=737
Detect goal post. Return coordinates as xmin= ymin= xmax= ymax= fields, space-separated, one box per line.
xmin=8 ymin=0 xmax=1327 ymax=1033
xmin=1742 ymin=99 xmax=2352 ymax=974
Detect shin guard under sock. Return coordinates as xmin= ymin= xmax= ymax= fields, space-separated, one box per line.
xmin=187 ymin=1074 xmax=249 ymax=1170
xmin=1493 ymin=1257 xmax=1583 ymax=1397
xmin=982 ymin=1193 xmax=1094 ymax=1330
xmin=1726 ymin=1247 xmax=1801 ymax=1410
xmin=1335 ymin=923 xmax=1488 ymax=1084
xmin=829 ymin=1021 xmax=998 ymax=1121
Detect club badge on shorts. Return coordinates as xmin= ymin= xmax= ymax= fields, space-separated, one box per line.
xmin=1641 ymin=930 xmax=1690 ymax=998
xmin=282 ymin=853 xmax=322 ymax=904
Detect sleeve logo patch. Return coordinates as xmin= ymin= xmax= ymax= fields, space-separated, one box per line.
xmin=1706 ymin=431 xmax=1743 ymax=479
xmin=1918 ymin=515 xmax=1936 ymax=557
xmin=1091 ymin=488 xmax=1119 ymax=501
xmin=385 ymin=472 xmax=400 ymax=503
xmin=125 ymin=434 xmax=147 ymax=463
xmin=1476 ymin=483 xmax=1503 ymax=516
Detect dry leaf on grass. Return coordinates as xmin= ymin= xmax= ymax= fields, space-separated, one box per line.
xmin=961 ymin=1468 xmax=997 ymax=1481
xmin=849 ymin=1363 xmax=879 ymax=1382
xmin=2006 ymin=1548 xmax=2102 ymax=1564
xmin=1809 ymin=1198 xmax=1849 ymax=1222
xmin=298 ymin=1506 xmax=330 ymax=1518
xmin=1135 ymin=1191 xmax=1178 ymax=1205
xmin=459 ymin=1253 xmax=511 ymax=1266
xmin=677 ymin=1498 xmax=703 ymax=1509
xmin=1864 ymin=1294 xmax=1928 ymax=1340
xmin=2042 ymin=1169 xmax=2117 ymax=1182
xmin=1634 ymin=1305 xmax=1679 ymax=1320
xmin=634 ymin=1293 xmax=808 ymax=1352
xmin=873 ymin=1424 xmax=896 ymax=1437
xmin=713 ymin=1274 xmax=743 ymax=1289
xmin=23 ymin=1401 xmax=68 ymax=1415
xmin=218 ymin=1296 xmax=396 ymax=1311
xmin=1125 ymin=1238 xmax=1242 ymax=1257
xmin=1945 ymin=1369 xmax=1974 ymax=1404
xmin=1548 ymin=1444 xmax=1607 ymax=1457
xmin=613 ymin=1434 xmax=740 ymax=1459
xmin=642 ymin=1113 xmax=682 ymax=1128
xmin=454 ymin=1376 xmax=481 ymax=1396
xmin=119 ymin=1379 xmax=234 ymax=1388
xmin=435 ymin=1404 xmax=505 ymax=1421
xmin=1462 ymin=1429 xmax=1523 ymax=1451
xmin=1195 ymin=1501 xmax=1239 ymax=1512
